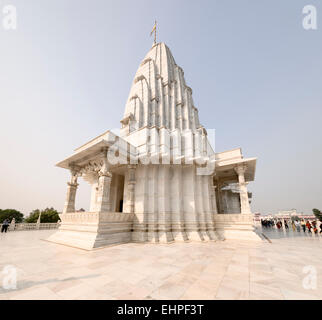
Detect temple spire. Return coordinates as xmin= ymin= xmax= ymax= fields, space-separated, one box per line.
xmin=150 ymin=20 xmax=157 ymax=45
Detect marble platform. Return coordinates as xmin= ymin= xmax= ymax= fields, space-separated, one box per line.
xmin=1 ymin=229 xmax=321 ymax=300
xmin=47 ymin=212 xmax=135 ymax=250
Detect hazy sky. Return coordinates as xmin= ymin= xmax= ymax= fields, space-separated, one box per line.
xmin=0 ymin=0 xmax=321 ymax=216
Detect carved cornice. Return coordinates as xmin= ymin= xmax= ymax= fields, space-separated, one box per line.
xmin=185 ymin=86 xmax=193 ymax=94
xmin=79 ymin=160 xmax=104 ymax=176
xmin=120 ymin=113 xmax=134 ymax=126
xmin=134 ymin=74 xmax=146 ymax=83
xmin=140 ymin=57 xmax=152 ymax=66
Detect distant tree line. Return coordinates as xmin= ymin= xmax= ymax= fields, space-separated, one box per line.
xmin=0 ymin=209 xmax=24 ymax=223
xmin=0 ymin=207 xmax=60 ymax=223
xmin=313 ymin=208 xmax=322 ymax=221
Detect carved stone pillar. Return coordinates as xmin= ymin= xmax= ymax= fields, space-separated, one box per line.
xmin=234 ymin=164 xmax=251 ymax=214
xmin=128 ymin=165 xmax=136 ymax=213
xmin=63 ymin=168 xmax=79 ymax=214
xmin=211 ymin=185 xmax=218 ymax=214
xmin=96 ymin=148 xmax=112 ymax=213
xmin=216 ymin=180 xmax=224 ymax=214
xmin=96 ymin=172 xmax=112 ymax=212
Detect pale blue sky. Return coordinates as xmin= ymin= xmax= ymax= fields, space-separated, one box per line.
xmin=0 ymin=0 xmax=321 ymax=215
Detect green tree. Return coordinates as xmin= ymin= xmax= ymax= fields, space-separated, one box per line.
xmin=25 ymin=207 xmax=60 ymax=223
xmin=313 ymin=208 xmax=322 ymax=222
xmin=25 ymin=209 xmax=41 ymax=223
xmin=0 ymin=209 xmax=24 ymax=223
xmin=41 ymin=207 xmax=60 ymax=222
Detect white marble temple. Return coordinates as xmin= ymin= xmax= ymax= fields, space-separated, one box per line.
xmin=48 ymin=42 xmax=260 ymax=250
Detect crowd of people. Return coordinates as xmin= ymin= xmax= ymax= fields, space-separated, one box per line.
xmin=261 ymin=218 xmax=322 ymax=234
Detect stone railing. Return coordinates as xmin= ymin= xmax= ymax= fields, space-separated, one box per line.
xmin=59 ymin=212 xmax=135 ymax=224
xmin=0 ymin=223 xmax=60 ymax=231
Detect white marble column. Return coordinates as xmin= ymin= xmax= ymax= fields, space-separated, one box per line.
xmin=204 ymin=176 xmax=217 ymax=240
xmin=158 ymin=166 xmax=168 ymax=242
xmin=211 ymin=185 xmax=218 ymax=214
xmin=96 ymin=149 xmax=112 ymax=213
xmin=234 ymin=164 xmax=251 ymax=214
xmin=127 ymin=165 xmax=136 ymax=213
xmin=63 ymin=169 xmax=79 ymax=214
xmin=196 ymin=173 xmax=207 ymax=240
xmin=171 ymin=165 xmax=186 ymax=241
xmin=96 ymin=173 xmax=112 ymax=212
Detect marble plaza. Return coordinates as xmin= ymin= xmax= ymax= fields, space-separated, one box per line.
xmin=48 ymin=41 xmax=260 ymax=250
xmin=1 ymin=229 xmax=322 ymax=300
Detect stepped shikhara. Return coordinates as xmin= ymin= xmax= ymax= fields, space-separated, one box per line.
xmin=121 ymin=42 xmax=201 ymax=134
xmin=48 ymin=42 xmax=260 ymax=250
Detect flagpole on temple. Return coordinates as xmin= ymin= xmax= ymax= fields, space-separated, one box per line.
xmin=150 ymin=20 xmax=157 ymax=45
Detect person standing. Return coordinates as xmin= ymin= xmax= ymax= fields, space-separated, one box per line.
xmin=312 ymin=221 xmax=318 ymax=234
xmin=284 ymin=219 xmax=289 ymax=230
xmin=301 ymin=219 xmax=306 ymax=233
xmin=306 ymin=220 xmax=312 ymax=233
xmin=1 ymin=219 xmax=10 ymax=233
xmin=291 ymin=220 xmax=296 ymax=232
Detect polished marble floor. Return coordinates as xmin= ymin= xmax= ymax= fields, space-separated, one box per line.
xmin=0 ymin=229 xmax=321 ymax=300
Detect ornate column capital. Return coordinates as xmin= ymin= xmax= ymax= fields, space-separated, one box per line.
xmin=234 ymin=163 xmax=247 ymax=176
xmin=67 ymin=182 xmax=79 ymax=188
xmin=70 ymin=164 xmax=81 ymax=175
xmin=68 ymin=165 xmax=81 ymax=185
xmin=99 ymin=170 xmax=112 ymax=178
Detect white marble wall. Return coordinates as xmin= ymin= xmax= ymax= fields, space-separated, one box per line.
xmin=131 ymin=164 xmax=217 ymax=243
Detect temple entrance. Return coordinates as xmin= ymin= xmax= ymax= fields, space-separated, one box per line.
xmin=110 ymin=173 xmax=125 ymax=213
